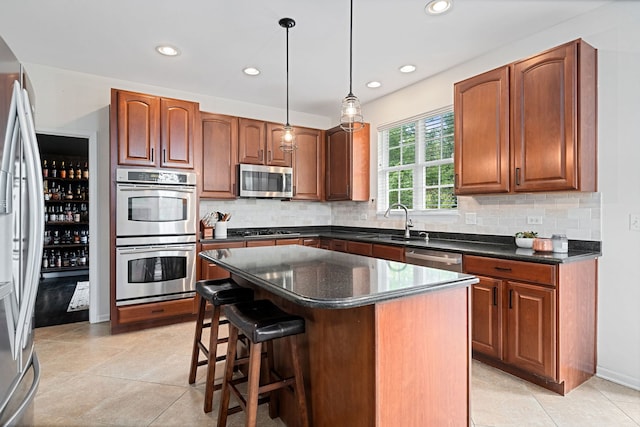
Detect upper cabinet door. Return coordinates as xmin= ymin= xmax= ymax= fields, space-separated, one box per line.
xmin=160 ymin=98 xmax=196 ymax=169
xmin=326 ymin=126 xmax=351 ymax=201
xmin=238 ymin=118 xmax=266 ymax=165
xmin=116 ymin=91 xmax=160 ymax=167
xmin=512 ymin=40 xmax=597 ymax=192
xmin=265 ymin=123 xmax=292 ymax=167
xmin=200 ymin=112 xmax=238 ymax=199
xmin=292 ymin=127 xmax=324 ymax=201
xmin=454 ymin=66 xmax=510 ymax=194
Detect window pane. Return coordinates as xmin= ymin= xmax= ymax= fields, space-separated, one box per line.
xmin=400 ymin=169 xmax=413 ymax=189
xmin=441 ymin=187 xmax=457 ymax=209
xmin=400 ymin=190 xmax=413 ymax=208
xmin=425 ymin=188 xmax=439 ymax=209
xmin=425 ymin=166 xmax=439 ymax=186
xmin=402 ymin=123 xmax=416 ymax=144
xmin=388 ymin=128 xmax=400 ymax=148
xmin=442 ymin=134 xmax=454 ymax=159
xmin=388 ymin=190 xmax=399 ymax=205
xmin=425 ymin=139 xmax=441 ymax=161
xmin=401 ymin=144 xmax=415 ymax=165
xmin=389 ymin=171 xmax=399 ymax=188
xmin=441 ymin=163 xmax=454 ymax=184
xmin=389 ymin=147 xmax=401 ymax=167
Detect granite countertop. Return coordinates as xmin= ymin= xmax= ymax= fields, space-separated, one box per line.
xmin=200 ymin=227 xmax=601 ymax=265
xmin=199 ymin=245 xmax=478 ymax=309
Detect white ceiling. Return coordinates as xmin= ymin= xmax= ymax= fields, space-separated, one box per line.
xmin=0 ymin=0 xmax=611 ymax=118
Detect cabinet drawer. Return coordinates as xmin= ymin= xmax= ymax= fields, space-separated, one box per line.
xmin=464 ymin=255 xmax=556 ymax=286
xmin=302 ymin=238 xmax=320 ymax=247
xmin=330 ymin=239 xmax=348 ymax=252
xmin=347 ymin=241 xmax=372 ymax=256
xmin=372 ymin=244 xmax=405 ymax=262
xmin=246 ymin=239 xmax=275 ymax=247
xmin=276 ymin=238 xmax=301 ymax=246
xmin=117 ymin=298 xmax=195 ymax=324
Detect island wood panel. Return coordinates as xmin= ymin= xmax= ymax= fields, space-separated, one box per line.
xmin=371 ymin=243 xmax=404 ymax=262
xmin=375 ymin=286 xmax=470 ymax=427
xmin=558 ymin=259 xmax=597 ymax=392
xmin=231 ymin=274 xmax=470 ymax=426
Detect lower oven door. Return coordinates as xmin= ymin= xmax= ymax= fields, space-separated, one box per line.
xmin=115 ymin=243 xmax=196 ymax=306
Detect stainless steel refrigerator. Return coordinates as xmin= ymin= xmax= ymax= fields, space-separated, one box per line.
xmin=0 ymin=35 xmax=43 ymax=426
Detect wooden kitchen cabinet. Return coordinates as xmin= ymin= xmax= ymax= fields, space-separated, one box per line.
xmin=198 ymin=241 xmax=245 ymax=280
xmin=113 ymin=89 xmax=197 ymax=169
xmin=512 ymin=39 xmax=597 ymax=192
xmin=199 ymin=112 xmax=238 ymax=199
xmin=465 ymin=254 xmax=596 ymax=395
xmin=372 ymin=244 xmax=405 ymax=262
xmin=292 ymin=127 xmax=324 ymax=201
xmin=453 ymin=39 xmax=597 ymax=195
xmin=238 ymin=118 xmax=291 ymax=167
xmin=330 ymin=239 xmax=348 ymax=252
xmin=347 ymin=241 xmax=373 ymax=256
xmin=325 ymin=123 xmax=370 ymax=201
xmin=454 ymin=66 xmax=510 ymax=194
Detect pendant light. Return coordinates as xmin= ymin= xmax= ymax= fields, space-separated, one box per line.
xmin=279 ymin=17 xmax=297 ymax=152
xmin=340 ymin=0 xmax=364 ymax=132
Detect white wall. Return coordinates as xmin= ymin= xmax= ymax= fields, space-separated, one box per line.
xmin=358 ymin=2 xmax=640 ymax=389
xmin=20 ymin=1 xmax=639 ymax=389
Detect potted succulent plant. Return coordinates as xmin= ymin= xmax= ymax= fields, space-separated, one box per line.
xmin=514 ymin=231 xmax=538 ymax=248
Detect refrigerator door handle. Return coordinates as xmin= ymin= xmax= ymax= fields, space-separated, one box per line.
xmin=12 ymin=83 xmax=44 ymax=359
xmin=0 ymin=281 xmax=15 ymax=357
xmin=0 ymin=352 xmax=40 ymax=426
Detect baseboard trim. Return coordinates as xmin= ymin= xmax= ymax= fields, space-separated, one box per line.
xmin=596 ymin=366 xmax=640 ymax=391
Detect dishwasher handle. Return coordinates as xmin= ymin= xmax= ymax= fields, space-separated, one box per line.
xmin=405 ymin=251 xmax=462 ymax=265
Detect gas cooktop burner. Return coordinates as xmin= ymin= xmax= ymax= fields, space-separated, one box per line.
xmin=231 ymin=229 xmax=301 ymax=238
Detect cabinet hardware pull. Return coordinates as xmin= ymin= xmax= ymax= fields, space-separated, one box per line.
xmin=515 ymin=168 xmax=521 ymax=185
xmin=495 ymin=266 xmax=512 ymax=272
xmin=151 ymin=148 xmax=154 ymax=162
xmin=151 ymin=309 xmax=165 ymax=314
xmin=163 ymin=149 xmax=166 ymax=163
xmin=259 ymin=149 xmax=264 ymax=161
xmin=508 ymin=289 xmax=513 ymax=309
xmin=492 ymin=286 xmax=498 ymax=306
xmin=454 ymin=173 xmax=459 ymax=189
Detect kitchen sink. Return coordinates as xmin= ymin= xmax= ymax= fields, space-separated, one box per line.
xmin=389 ymin=236 xmax=429 ymax=242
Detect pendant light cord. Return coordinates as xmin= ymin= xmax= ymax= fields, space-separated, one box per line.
xmin=286 ymin=25 xmax=290 ymax=126
xmin=348 ymin=0 xmax=354 ymax=96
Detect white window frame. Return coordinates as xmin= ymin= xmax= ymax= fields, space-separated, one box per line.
xmin=377 ymin=106 xmax=456 ymax=215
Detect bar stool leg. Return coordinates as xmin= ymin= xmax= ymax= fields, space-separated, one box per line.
xmin=289 ymin=336 xmax=310 ymax=427
xmin=204 ymin=304 xmax=222 ymax=413
xmin=245 ymin=341 xmax=263 ymax=427
xmin=266 ymin=340 xmax=279 ymax=419
xmin=218 ymin=324 xmax=239 ymax=427
xmin=188 ymin=295 xmax=207 ymax=384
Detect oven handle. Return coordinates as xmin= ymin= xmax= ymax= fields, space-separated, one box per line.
xmin=117 ymin=183 xmax=196 ymax=193
xmin=116 ymin=245 xmax=195 ymax=254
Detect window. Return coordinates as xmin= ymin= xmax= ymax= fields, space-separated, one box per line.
xmin=377 ymin=107 xmax=456 ymax=213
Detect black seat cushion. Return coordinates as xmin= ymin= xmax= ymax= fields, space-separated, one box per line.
xmin=195 ymin=279 xmax=254 ymax=306
xmin=223 ymin=299 xmax=305 ymax=343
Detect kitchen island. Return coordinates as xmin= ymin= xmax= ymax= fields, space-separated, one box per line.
xmin=200 ymin=245 xmax=479 ymax=427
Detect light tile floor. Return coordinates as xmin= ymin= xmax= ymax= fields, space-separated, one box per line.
xmin=33 ymin=321 xmax=640 ymax=426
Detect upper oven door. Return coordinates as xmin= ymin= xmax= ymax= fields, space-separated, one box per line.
xmin=116 ymin=183 xmax=197 ymax=237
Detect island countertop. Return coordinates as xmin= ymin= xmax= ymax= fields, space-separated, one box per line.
xmin=199 ymin=245 xmax=478 ymax=309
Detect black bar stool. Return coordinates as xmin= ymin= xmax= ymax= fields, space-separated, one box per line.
xmin=188 ymin=278 xmax=254 ymax=413
xmin=218 ymin=299 xmax=309 ymax=427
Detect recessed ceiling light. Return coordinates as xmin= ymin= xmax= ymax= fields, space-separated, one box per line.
xmin=155 ymin=45 xmax=180 ymax=57
xmin=425 ymin=0 xmax=452 ymax=15
xmin=399 ymin=64 xmax=416 ymax=73
xmin=243 ymin=67 xmax=261 ymax=76
xmin=366 ymin=81 xmax=382 ymax=88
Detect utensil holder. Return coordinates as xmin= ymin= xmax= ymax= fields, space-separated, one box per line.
xmin=214 ymin=221 xmax=227 ymax=239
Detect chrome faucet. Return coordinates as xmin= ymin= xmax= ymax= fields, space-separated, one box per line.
xmin=384 ymin=203 xmax=413 ymax=238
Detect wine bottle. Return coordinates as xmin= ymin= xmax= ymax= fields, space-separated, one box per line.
xmin=68 ymin=164 xmax=75 ymax=179
xmin=82 ymin=162 xmax=89 ymax=179
xmin=60 ymin=161 xmax=67 ymax=179
xmin=76 ymin=162 xmax=82 ymax=179
xmin=51 ymin=160 xmax=57 ymax=178
xmin=43 ymin=159 xmax=49 ymax=177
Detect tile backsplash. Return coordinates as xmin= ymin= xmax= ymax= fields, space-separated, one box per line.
xmin=201 ymin=192 xmax=601 ymax=241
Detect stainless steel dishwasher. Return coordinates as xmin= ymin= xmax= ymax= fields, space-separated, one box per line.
xmin=404 ymin=248 xmax=463 ymax=272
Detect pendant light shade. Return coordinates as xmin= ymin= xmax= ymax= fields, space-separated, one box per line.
xmin=340 ymin=0 xmax=364 ymax=132
xmin=279 ymin=17 xmax=297 ymax=152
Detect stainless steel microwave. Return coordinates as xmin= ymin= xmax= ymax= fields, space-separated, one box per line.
xmin=238 ymin=164 xmax=293 ymax=198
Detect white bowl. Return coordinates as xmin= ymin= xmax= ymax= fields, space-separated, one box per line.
xmin=515 ymin=237 xmax=534 ymax=248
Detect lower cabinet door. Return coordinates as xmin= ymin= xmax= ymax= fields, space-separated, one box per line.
xmin=471 ymin=276 xmax=502 ymax=359
xmin=505 ymin=281 xmax=556 ymax=379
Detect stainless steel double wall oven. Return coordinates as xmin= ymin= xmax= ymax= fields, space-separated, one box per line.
xmin=115 ymin=168 xmax=197 ymax=306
